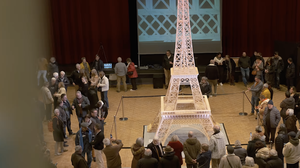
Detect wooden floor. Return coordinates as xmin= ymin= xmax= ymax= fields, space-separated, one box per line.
xmin=45 ymin=82 xmax=288 ymax=168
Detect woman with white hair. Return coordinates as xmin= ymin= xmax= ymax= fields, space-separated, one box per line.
xmin=242 ymin=156 xmax=258 ymax=168
xmin=285 ymin=108 xmax=298 ymax=133
xmin=233 ymin=140 xmax=247 ymax=165
xmin=131 ymin=137 xmax=145 ymax=168
xmin=255 ymin=141 xmax=269 ymax=168
xmin=167 ymin=135 xmax=183 ymax=165
xmin=265 ymin=149 xmax=283 ymax=168
xmin=200 ymin=76 xmax=212 ymax=98
xmin=52 ymin=109 xmax=66 ymax=156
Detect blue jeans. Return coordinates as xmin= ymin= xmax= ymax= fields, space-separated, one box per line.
xmin=251 ymin=96 xmax=258 ymax=114
xmin=101 ymin=91 xmax=109 ymax=108
xmin=82 ymin=150 xmax=92 ymax=168
xmin=240 ymin=67 xmax=249 ymax=85
xmin=77 ymin=117 xmax=83 ymax=128
xmin=37 ymin=70 xmax=48 ymax=86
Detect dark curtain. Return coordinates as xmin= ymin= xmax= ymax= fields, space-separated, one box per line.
xmin=222 ymin=0 xmax=300 ymax=57
xmin=50 ymin=0 xmax=131 ymax=64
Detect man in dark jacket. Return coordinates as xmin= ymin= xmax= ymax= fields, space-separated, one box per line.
xmin=286 ymin=58 xmax=295 ymax=90
xmin=184 ymin=131 xmax=201 ymax=168
xmin=147 ymin=137 xmax=164 ymax=161
xmin=87 ymin=87 xmax=99 ymax=111
xmin=162 ymin=50 xmax=173 ymax=89
xmin=62 ymin=94 xmax=75 ymax=136
xmin=225 ymin=55 xmax=236 ymax=85
xmin=91 ymin=54 xmax=104 ymax=72
xmin=136 ymin=149 xmax=158 ymax=168
xmin=48 ymin=57 xmax=59 ymax=81
xmin=49 ymin=77 xmax=58 ymax=108
xmin=75 ymin=122 xmax=93 ymax=168
xmin=70 ymin=64 xmax=83 ymax=95
xmin=90 ymin=123 xmax=104 ymax=168
xmin=280 ymin=91 xmax=295 ymax=124
xmin=200 ymin=76 xmax=212 ymax=98
xmin=196 ymin=143 xmax=212 ymax=168
xmin=158 ymin=146 xmax=180 ymax=168
xmin=97 ymin=100 xmax=108 ymax=125
xmin=91 ymin=109 xmax=103 ymax=133
xmin=72 ymin=91 xmax=90 ymax=128
xmin=58 ymin=71 xmax=70 ymax=91
xmin=263 ymin=100 xmax=281 ymax=144
xmin=275 ymin=124 xmax=288 ymax=162
xmin=238 ymin=52 xmax=251 ymax=87
xmin=265 ymin=149 xmax=283 ymax=168
xmin=56 ymin=100 xmax=68 ymax=142
xmin=71 ymin=146 xmax=88 ymax=168
xmin=205 ymin=60 xmax=219 ymax=96
xmin=272 ymin=52 xmax=284 ymax=89
xmin=247 ymin=75 xmax=263 ymax=115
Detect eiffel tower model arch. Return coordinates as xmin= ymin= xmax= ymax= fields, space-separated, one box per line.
xmin=147 ymin=0 xmax=215 ymax=145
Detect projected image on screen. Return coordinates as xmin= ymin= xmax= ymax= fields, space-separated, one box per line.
xmin=137 ymin=0 xmax=222 ymax=54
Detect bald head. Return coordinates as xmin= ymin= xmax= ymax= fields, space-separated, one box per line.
xmin=188 ymin=131 xmax=194 ymax=138
xmin=144 ymin=149 xmax=152 ymax=156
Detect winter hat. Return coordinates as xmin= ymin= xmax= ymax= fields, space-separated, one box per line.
xmin=81 ymin=122 xmax=89 ymax=128
xmin=164 ymin=146 xmax=174 ymax=153
xmin=268 ymin=100 xmax=273 ymax=105
xmin=288 ymin=131 xmax=296 ymax=138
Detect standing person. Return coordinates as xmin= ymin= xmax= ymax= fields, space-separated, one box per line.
xmin=162 ymin=50 xmax=173 ymax=89
xmin=91 ymin=54 xmax=104 ymax=73
xmin=290 ymin=86 xmax=300 ymax=126
xmin=71 ymin=146 xmax=88 ymax=168
xmin=280 ymin=91 xmax=295 ymax=124
xmin=158 ymin=146 xmax=181 ymax=168
xmin=286 ymin=58 xmax=295 ymax=90
xmin=256 ymin=95 xmax=270 ymax=124
xmin=75 ymin=122 xmax=93 ymax=168
xmin=254 ymin=141 xmax=269 ymax=168
xmin=167 ymin=135 xmax=183 ymax=165
xmin=136 ymin=149 xmax=158 ymax=168
xmin=103 ymin=138 xmax=124 ymax=168
xmin=90 ymin=109 xmax=103 ymax=133
xmin=87 ymin=87 xmax=99 ymax=112
xmin=183 ymin=131 xmax=201 ymax=168
xmin=115 ymin=57 xmax=127 ymax=92
xmin=243 ymin=156 xmax=258 ymax=168
xmin=56 ymin=100 xmax=68 ymax=140
xmin=40 ymin=82 xmax=54 ymax=121
xmin=80 ymin=76 xmax=89 ymax=97
xmin=238 ymin=52 xmax=251 ymax=87
xmin=97 ymin=100 xmax=108 ymax=125
xmin=54 ymin=82 xmax=66 ymax=102
xmin=285 ymin=109 xmax=298 ymax=133
xmin=49 ymin=77 xmax=58 ymax=108
xmin=263 ymin=100 xmax=281 ymax=144
xmin=268 ymin=84 xmax=274 ymax=100
xmin=90 ymin=69 xmax=100 ymax=88
xmin=247 ymin=76 xmax=263 ymax=116
xmin=52 ymin=109 xmax=67 ymax=156
xmin=97 ymin=71 xmax=109 ymax=108
xmin=80 ymin=57 xmax=91 ymax=78
xmin=225 ymin=55 xmax=236 ymax=85
xmin=61 ymin=94 xmax=75 ymax=136
xmin=233 ymin=140 xmax=247 ymax=165
xmin=127 ymin=58 xmax=138 ymax=91
xmin=265 ymin=149 xmax=283 ymax=168
xmin=272 ymin=52 xmax=284 ymax=89
xmin=252 ymin=59 xmax=264 ymax=82
xmin=131 ymin=137 xmax=145 ymax=168
xmin=205 ymin=60 xmax=219 ymax=96
xmin=260 ymin=83 xmax=271 ymax=100
xmin=214 ymin=53 xmax=225 ymax=85
xmin=265 ymin=58 xmax=275 ymax=87
xmin=72 ymin=91 xmax=90 ymax=128
xmin=209 ymin=125 xmax=226 ymax=168
xmin=250 ymin=51 xmax=259 ymax=82
xmin=196 ymin=143 xmax=212 ymax=168
xmin=275 ymin=124 xmax=288 ymax=162
xmin=48 ymin=57 xmax=59 ymax=81
xmin=247 ymin=133 xmax=262 ymax=160
xmin=70 ymin=64 xmax=83 ymax=95
xmin=283 ymin=131 xmax=300 ymax=168
xmin=219 ymin=146 xmax=242 ymax=168
xmin=58 ymin=71 xmax=70 ymax=91
xmin=147 ymin=137 xmax=164 ymax=161
xmin=37 ymin=57 xmax=48 ymax=86
xmin=200 ymin=76 xmax=212 ymax=98
xmin=90 ymin=123 xmax=105 ymax=168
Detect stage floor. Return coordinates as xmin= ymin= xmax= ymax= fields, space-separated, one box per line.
xmin=45 ymin=83 xmax=287 ymax=168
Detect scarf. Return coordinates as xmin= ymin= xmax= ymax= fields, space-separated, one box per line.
xmin=77 ymin=97 xmax=83 ymax=115
xmin=79 ymin=128 xmax=92 ymax=150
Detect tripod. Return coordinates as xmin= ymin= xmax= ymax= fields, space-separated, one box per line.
xmin=243 ymin=91 xmax=263 ymax=126
xmin=96 ymin=44 xmax=108 ymax=63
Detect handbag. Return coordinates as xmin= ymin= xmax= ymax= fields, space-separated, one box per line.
xmin=127 ymin=71 xmax=133 ymax=75
xmin=251 ymin=69 xmax=257 ymax=75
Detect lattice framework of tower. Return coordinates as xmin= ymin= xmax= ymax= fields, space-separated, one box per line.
xmin=147 ymin=0 xmax=215 ymax=145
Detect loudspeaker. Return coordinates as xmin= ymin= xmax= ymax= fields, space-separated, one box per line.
xmin=153 ymin=74 xmax=164 ymax=89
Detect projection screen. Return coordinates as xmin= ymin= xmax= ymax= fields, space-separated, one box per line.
xmin=137 ymin=0 xmax=222 ymax=54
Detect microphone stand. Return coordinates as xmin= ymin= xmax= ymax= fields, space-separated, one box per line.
xmin=239 ymin=91 xmax=247 ymax=116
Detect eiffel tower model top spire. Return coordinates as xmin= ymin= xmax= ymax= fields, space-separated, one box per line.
xmin=164 ymin=0 xmax=206 ymax=111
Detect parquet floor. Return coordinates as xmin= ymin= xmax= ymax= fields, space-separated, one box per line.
xmin=45 ymin=82 xmax=287 ymax=168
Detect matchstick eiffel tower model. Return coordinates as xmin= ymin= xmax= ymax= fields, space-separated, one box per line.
xmin=148 ymin=0 xmax=215 ymax=145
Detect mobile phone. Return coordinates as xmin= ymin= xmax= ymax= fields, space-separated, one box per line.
xmin=110 ymin=134 xmax=112 ymax=139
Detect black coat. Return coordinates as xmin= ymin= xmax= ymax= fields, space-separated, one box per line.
xmin=70 ymin=70 xmax=82 ymax=86
xmin=225 ymin=58 xmax=236 ymax=75
xmin=293 ymin=93 xmax=300 ymax=119
xmin=200 ymin=83 xmax=211 ymax=96
xmin=71 ymin=152 xmax=88 ymax=168
xmin=99 ymin=104 xmax=108 ymax=119
xmin=247 ymin=139 xmax=262 ymax=160
xmin=205 ymin=65 xmax=219 ymax=80
xmin=91 ymin=59 xmax=104 ymax=72
xmin=265 ymin=156 xmax=282 ymax=168
xmin=136 ymin=156 xmax=158 ymax=168
xmin=158 ymin=152 xmax=180 ymax=168
xmin=87 ymin=88 xmax=99 ymax=110
xmin=162 ymin=54 xmax=174 ymax=70
xmin=196 ymin=150 xmax=211 ymax=168
xmin=48 ymin=62 xmax=59 ymax=76
xmin=286 ymin=62 xmax=295 ymax=79
xmin=58 ymin=76 xmax=70 ymax=90
xmin=52 ymin=116 xmax=64 ymax=142
xmin=72 ymin=96 xmax=90 ymax=118
xmin=147 ymin=142 xmax=164 ymax=161
xmin=275 ymin=131 xmax=288 ymax=160
xmin=265 ymin=65 xmax=275 ymax=87
xmin=233 ymin=146 xmax=247 ymax=165
xmin=90 ymin=130 xmax=104 ymax=150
